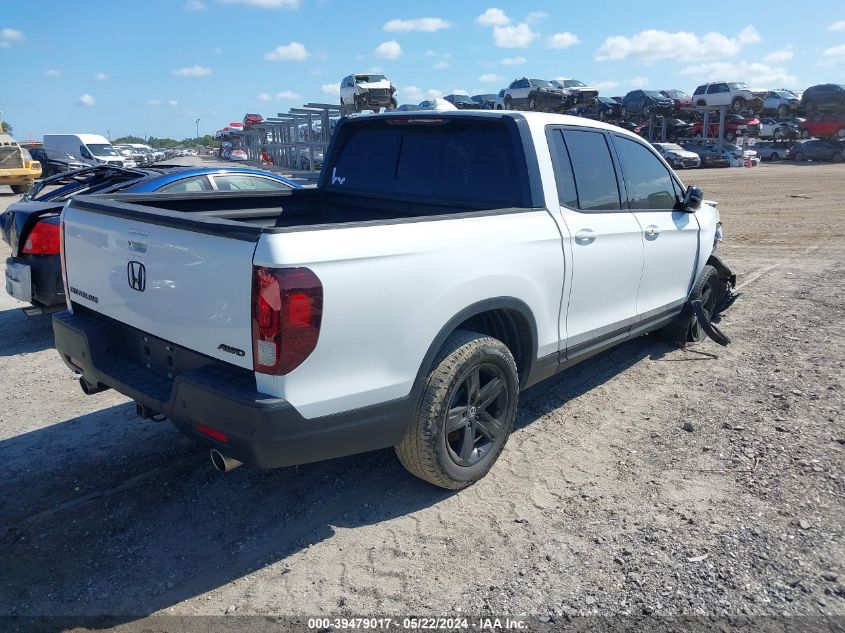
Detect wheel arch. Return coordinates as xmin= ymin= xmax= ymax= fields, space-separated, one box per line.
xmin=413 ymin=298 xmax=540 ymax=395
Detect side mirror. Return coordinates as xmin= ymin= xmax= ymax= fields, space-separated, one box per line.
xmin=683 ymin=185 xmax=703 ymax=213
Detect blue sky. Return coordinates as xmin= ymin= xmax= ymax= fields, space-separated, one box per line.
xmin=2 ymin=0 xmax=844 ymax=140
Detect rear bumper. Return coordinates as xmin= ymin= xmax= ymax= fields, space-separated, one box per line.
xmin=52 ymin=308 xmax=411 ymax=469
xmin=5 ymin=255 xmax=65 ymax=307
xmin=0 ymin=167 xmax=40 ymax=184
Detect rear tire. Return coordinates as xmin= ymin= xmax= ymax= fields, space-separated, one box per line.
xmin=731 ymin=97 xmax=745 ymax=113
xmin=504 ymin=97 xmax=512 ymax=110
xmin=794 ymin=152 xmax=805 ymax=162
xmin=832 ymin=152 xmax=843 ymax=164
xmin=770 ymin=153 xmax=780 ymax=162
xmin=396 ymin=331 xmax=518 ymax=490
xmin=528 ymin=95 xmax=537 ymax=110
xmin=10 ymin=184 xmax=29 ymax=194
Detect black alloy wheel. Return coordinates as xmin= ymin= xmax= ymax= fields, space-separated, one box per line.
xmin=444 ymin=363 xmax=509 ymax=467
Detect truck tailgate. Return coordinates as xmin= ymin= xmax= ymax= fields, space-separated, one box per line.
xmin=62 ymin=199 xmax=257 ymax=369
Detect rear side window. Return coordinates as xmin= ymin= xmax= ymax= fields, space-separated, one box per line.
xmin=546 ymin=129 xmax=578 ymax=208
xmin=560 ymin=129 xmax=621 ymax=211
xmin=612 ymin=136 xmax=678 ymax=210
xmin=327 ymin=119 xmax=525 ymax=207
xmin=158 ymin=176 xmax=212 ymax=193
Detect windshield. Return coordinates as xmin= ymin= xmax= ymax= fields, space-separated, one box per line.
xmin=660 ymin=144 xmax=683 ymax=151
xmin=643 ymin=91 xmax=664 ymax=98
xmin=775 ymin=90 xmax=795 ymax=98
xmin=563 ymin=80 xmax=586 ymax=88
xmin=355 ymin=74 xmax=386 ymax=83
xmin=728 ymin=82 xmax=749 ymax=90
xmin=87 ymin=143 xmax=119 ymax=157
xmin=662 ymin=90 xmax=686 ymax=98
xmin=529 ymin=79 xmax=553 ymax=87
xmin=451 ymin=95 xmax=472 ymax=102
xmin=724 ymin=144 xmax=741 ymax=152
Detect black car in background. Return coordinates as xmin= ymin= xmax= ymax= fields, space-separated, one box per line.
xmin=621 ymin=90 xmax=675 ymax=118
xmin=801 ymin=84 xmax=845 ymax=114
xmin=28 ymin=147 xmax=87 ymax=177
xmin=648 ymin=116 xmax=694 ymax=141
xmin=681 ymin=143 xmax=731 ymax=167
xmin=471 ymin=94 xmax=498 ymax=110
xmin=444 ymin=94 xmax=481 ymax=109
xmin=596 ymin=96 xmax=622 ymax=120
xmin=787 ymin=139 xmax=844 ymax=162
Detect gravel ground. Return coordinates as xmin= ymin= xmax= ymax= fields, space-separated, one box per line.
xmin=0 ymin=161 xmax=843 ymax=628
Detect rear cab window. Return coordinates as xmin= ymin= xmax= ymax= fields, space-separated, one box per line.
xmin=325 ymin=116 xmax=531 ymax=208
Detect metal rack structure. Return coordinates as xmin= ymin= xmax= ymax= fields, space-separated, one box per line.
xmin=644 ymin=105 xmax=730 ymax=146
xmin=242 ymin=103 xmax=341 ymax=172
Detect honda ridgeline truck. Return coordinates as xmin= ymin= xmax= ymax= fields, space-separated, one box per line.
xmin=54 ymin=111 xmax=736 ymax=489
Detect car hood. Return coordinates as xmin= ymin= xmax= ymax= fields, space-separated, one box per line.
xmin=357 ymin=80 xmax=392 ymax=89
xmin=667 ymin=149 xmax=700 ymax=159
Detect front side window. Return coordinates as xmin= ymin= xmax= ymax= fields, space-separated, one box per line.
xmin=613 ymin=136 xmax=678 ymax=211
xmin=560 ymin=129 xmax=621 ymax=212
xmin=694 ymin=85 xmax=706 ymax=95
xmin=87 ymin=144 xmax=119 ymax=157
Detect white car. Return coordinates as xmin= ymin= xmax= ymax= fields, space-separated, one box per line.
xmin=416 ymin=98 xmax=458 ymax=111
xmin=759 ymin=118 xmax=796 ymax=140
xmin=55 ymin=111 xmax=736 ymax=490
xmin=762 ymin=90 xmax=800 ymax=117
xmin=340 ymin=73 xmax=397 ymax=115
xmin=692 ymin=82 xmax=760 ymax=113
xmin=229 ymin=149 xmax=248 ymax=161
xmin=652 ymin=143 xmax=702 ymax=169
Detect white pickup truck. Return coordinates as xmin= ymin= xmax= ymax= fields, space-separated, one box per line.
xmin=54 ymin=112 xmax=736 ymax=489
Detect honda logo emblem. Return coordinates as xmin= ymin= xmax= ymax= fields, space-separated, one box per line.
xmin=127 ymin=261 xmax=146 ymax=292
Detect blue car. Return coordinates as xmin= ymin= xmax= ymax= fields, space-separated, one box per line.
xmin=1 ymin=165 xmax=299 ymax=313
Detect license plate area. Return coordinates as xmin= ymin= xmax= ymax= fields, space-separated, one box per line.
xmin=121 ymin=328 xmax=214 ymax=381
xmin=4 ymin=259 xmax=32 ymax=303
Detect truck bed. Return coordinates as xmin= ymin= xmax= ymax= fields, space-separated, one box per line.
xmin=76 ymin=186 xmax=528 ymax=241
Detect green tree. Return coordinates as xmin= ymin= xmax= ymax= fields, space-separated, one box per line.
xmin=0 ymin=121 xmax=12 ymax=134
xmin=112 ymin=134 xmax=146 ymax=144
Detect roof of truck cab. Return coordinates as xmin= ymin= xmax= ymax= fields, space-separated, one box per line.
xmin=367 ymin=109 xmax=644 ymax=140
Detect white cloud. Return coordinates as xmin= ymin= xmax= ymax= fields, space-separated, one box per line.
xmin=321 ymin=82 xmax=340 ymax=96
xmin=679 ymin=61 xmax=796 ymax=86
xmin=168 ymin=99 xmax=179 ymax=107
xmin=476 ymin=8 xmax=510 ymax=27
xmin=219 ymin=0 xmax=300 ymax=7
xmin=148 ymin=99 xmax=161 ymax=106
xmin=820 ymin=43 xmax=845 ymax=65
xmin=548 ymin=32 xmax=580 ymax=49
xmin=591 ymin=80 xmax=620 ymax=91
xmin=257 ymin=92 xmax=272 ymax=102
xmin=596 ymin=27 xmax=760 ymax=63
xmin=451 ymin=88 xmax=469 ymax=96
xmin=44 ymin=69 xmax=60 ymax=77
xmin=433 ymin=61 xmax=450 ymax=69
xmin=427 ymin=89 xmax=444 ymax=99
xmin=828 ymin=20 xmax=845 ymax=32
xmin=93 ymin=72 xmax=108 ymax=80
xmin=276 ymin=90 xmax=301 ymax=100
xmin=374 ymin=40 xmax=402 ymax=59
xmin=493 ymin=23 xmax=537 ymax=48
xmin=78 ymin=94 xmax=96 ymax=107
xmin=401 ymin=85 xmax=424 ymax=101
xmin=185 ymin=0 xmax=206 ymax=10
xmin=0 ymin=27 xmax=24 ymax=48
xmin=525 ymin=11 xmax=548 ymax=24
xmin=479 ymin=73 xmax=503 ymax=82
xmin=213 ymin=46 xmax=223 ymax=54
xmin=171 ymin=65 xmax=212 ymax=76
xmin=264 ymin=42 xmax=309 ymax=61
xmin=502 ymin=55 xmax=526 ymax=65
xmin=383 ymin=17 xmax=450 ymax=33
xmin=629 ymin=76 xmax=649 ymax=88
xmin=763 ymin=46 xmax=793 ymax=64
xmin=738 ymin=25 xmax=761 ymax=44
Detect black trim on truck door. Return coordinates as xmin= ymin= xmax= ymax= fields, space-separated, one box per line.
xmin=68 ymin=195 xmax=265 ymax=242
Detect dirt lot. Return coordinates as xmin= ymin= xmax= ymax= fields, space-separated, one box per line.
xmin=0 ymin=161 xmax=843 ymax=627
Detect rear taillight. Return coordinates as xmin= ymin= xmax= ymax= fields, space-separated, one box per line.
xmin=251 ymin=267 xmax=323 ymax=375
xmin=22 ymin=221 xmax=61 ymax=255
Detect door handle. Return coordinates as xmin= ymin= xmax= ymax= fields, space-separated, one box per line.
xmin=574 ymin=229 xmax=598 ymax=243
xmin=644 ymin=225 xmax=661 ymax=238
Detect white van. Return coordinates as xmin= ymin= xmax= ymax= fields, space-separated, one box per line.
xmin=43 ymin=134 xmax=125 ymax=167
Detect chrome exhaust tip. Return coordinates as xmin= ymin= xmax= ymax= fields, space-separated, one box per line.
xmin=79 ymin=377 xmax=109 ymax=395
xmin=210 ymin=449 xmax=242 ymax=473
